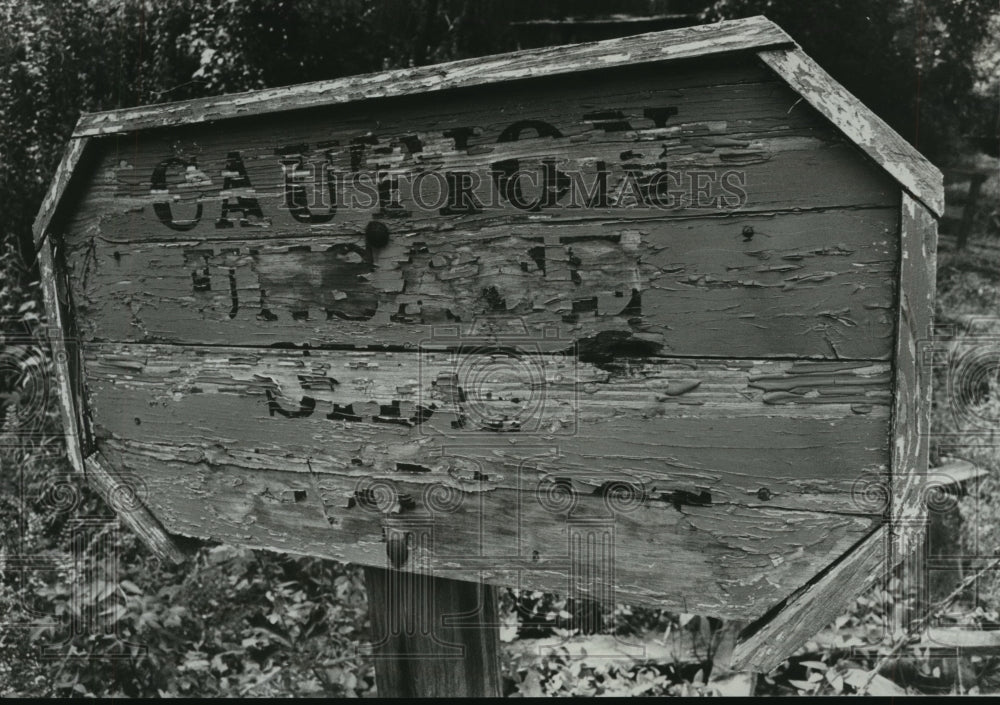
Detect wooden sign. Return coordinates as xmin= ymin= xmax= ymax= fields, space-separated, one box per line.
xmin=36 ymin=17 xmax=941 ymax=673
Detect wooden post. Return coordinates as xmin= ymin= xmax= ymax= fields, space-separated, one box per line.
xmin=363 ymin=567 xmax=501 ymax=698
xmin=956 ymin=172 xmax=987 ymax=250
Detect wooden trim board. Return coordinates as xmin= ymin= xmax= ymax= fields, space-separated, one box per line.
xmin=757 ymin=48 xmax=944 ymax=217
xmin=32 ymin=137 xmax=90 ymax=246
xmin=72 ymin=17 xmax=792 ymax=137
xmin=891 ymin=193 xmax=939 ymax=558
xmin=35 ymin=137 xmax=92 ymax=474
xmin=731 ymin=525 xmax=889 ymax=672
xmin=83 ymin=451 xmax=190 ymax=564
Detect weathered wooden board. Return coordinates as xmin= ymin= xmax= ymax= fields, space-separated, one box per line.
xmin=85 ymin=344 xmax=891 ymax=514
xmin=35 ymin=136 xmax=94 ymax=472
xmin=63 ymin=60 xmax=897 ymax=248
xmin=96 ymin=436 xmax=878 ymax=618
xmin=83 ymin=452 xmax=189 ymax=564
xmin=732 ymin=524 xmax=888 ymax=671
xmin=757 ymin=48 xmax=944 ymax=216
xmin=73 ymin=17 xmax=793 ymax=137
xmin=72 ymin=208 xmax=899 ymax=358
xmin=891 ymin=194 xmax=938 ymax=558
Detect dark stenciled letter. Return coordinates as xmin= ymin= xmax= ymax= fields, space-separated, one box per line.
xmin=216 ymin=151 xmax=266 ymax=228
xmin=491 ymin=120 xmax=568 ymax=211
xmin=278 ymin=145 xmax=338 ymax=224
xmin=150 ymin=157 xmax=202 ymax=231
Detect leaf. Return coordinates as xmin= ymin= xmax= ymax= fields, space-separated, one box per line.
xmin=120 ymin=579 xmax=143 ymax=595
xmin=825 ymin=670 xmax=844 ymax=693
xmin=518 ymin=668 xmax=545 ymax=697
xmin=799 ymin=660 xmax=828 ymax=671
xmin=866 ymin=674 xmax=906 ymax=696
xmin=843 ymin=668 xmax=906 ymax=696
xmin=499 ymin=612 xmax=519 ymax=643
xmin=211 ymin=653 xmax=229 ymax=674
xmin=788 ymin=678 xmax=817 ymax=692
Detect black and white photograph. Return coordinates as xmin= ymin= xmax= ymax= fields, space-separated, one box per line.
xmin=1 ymin=0 xmax=999 ymax=697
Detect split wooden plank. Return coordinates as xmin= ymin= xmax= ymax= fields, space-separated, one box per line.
xmin=731 ymin=524 xmax=889 ymax=672
xmin=35 ymin=136 xmax=93 ymax=473
xmin=69 ymin=207 xmax=899 ymax=359
xmin=37 ymin=242 xmax=86 ymax=475
xmin=891 ymin=194 xmax=938 ymax=560
xmin=83 ymin=451 xmax=189 ymax=564
xmin=84 ymin=343 xmax=891 ymax=515
xmin=757 ymin=48 xmax=944 ymax=217
xmin=72 ymin=17 xmax=793 ymax=137
xmin=97 ymin=437 xmax=880 ymax=619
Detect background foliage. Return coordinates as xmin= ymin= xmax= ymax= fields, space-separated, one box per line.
xmin=1 ymin=0 xmax=998 ymax=696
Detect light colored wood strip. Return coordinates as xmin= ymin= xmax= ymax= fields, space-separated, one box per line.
xmin=83 ymin=451 xmax=189 ymax=564
xmin=730 ymin=194 xmax=939 ymax=672
xmin=35 ymin=137 xmax=93 ymax=472
xmin=924 ymin=628 xmax=1000 ymax=649
xmin=757 ymin=48 xmax=944 ymax=216
xmin=37 ymin=236 xmax=86 ymax=475
xmin=32 ymin=137 xmax=89 ymax=245
xmin=73 ymin=17 xmax=792 ymax=137
xmin=932 ymin=458 xmax=988 ymax=487
xmin=891 ymin=194 xmax=938 ymax=559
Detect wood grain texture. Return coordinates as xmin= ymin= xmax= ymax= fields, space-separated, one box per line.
xmin=65 ymin=60 xmax=899 ymax=249
xmin=35 ymin=138 xmax=188 ymax=565
xmin=364 ymin=567 xmax=501 ymax=697
xmin=71 ymin=208 xmax=899 ymax=359
xmin=35 ymin=137 xmax=94 ymax=474
xmin=72 ymin=16 xmax=792 ymax=136
xmin=32 ymin=137 xmax=89 ymax=245
xmin=730 ymin=193 xmax=939 ymax=671
xmin=730 ymin=525 xmax=888 ymax=672
xmin=83 ymin=451 xmax=189 ymax=564
xmin=891 ymin=194 xmax=938 ymax=559
xmin=96 ymin=436 xmax=878 ymax=618
xmin=757 ymin=48 xmax=944 ymax=217
xmin=38 ymin=241 xmax=86 ymax=475
xmin=84 ymin=343 xmax=891 ymax=515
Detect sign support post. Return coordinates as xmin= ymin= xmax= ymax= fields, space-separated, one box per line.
xmin=364 ymin=567 xmax=501 ymax=697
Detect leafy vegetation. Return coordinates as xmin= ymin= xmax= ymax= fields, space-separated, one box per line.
xmin=1 ymin=0 xmax=999 ymax=697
